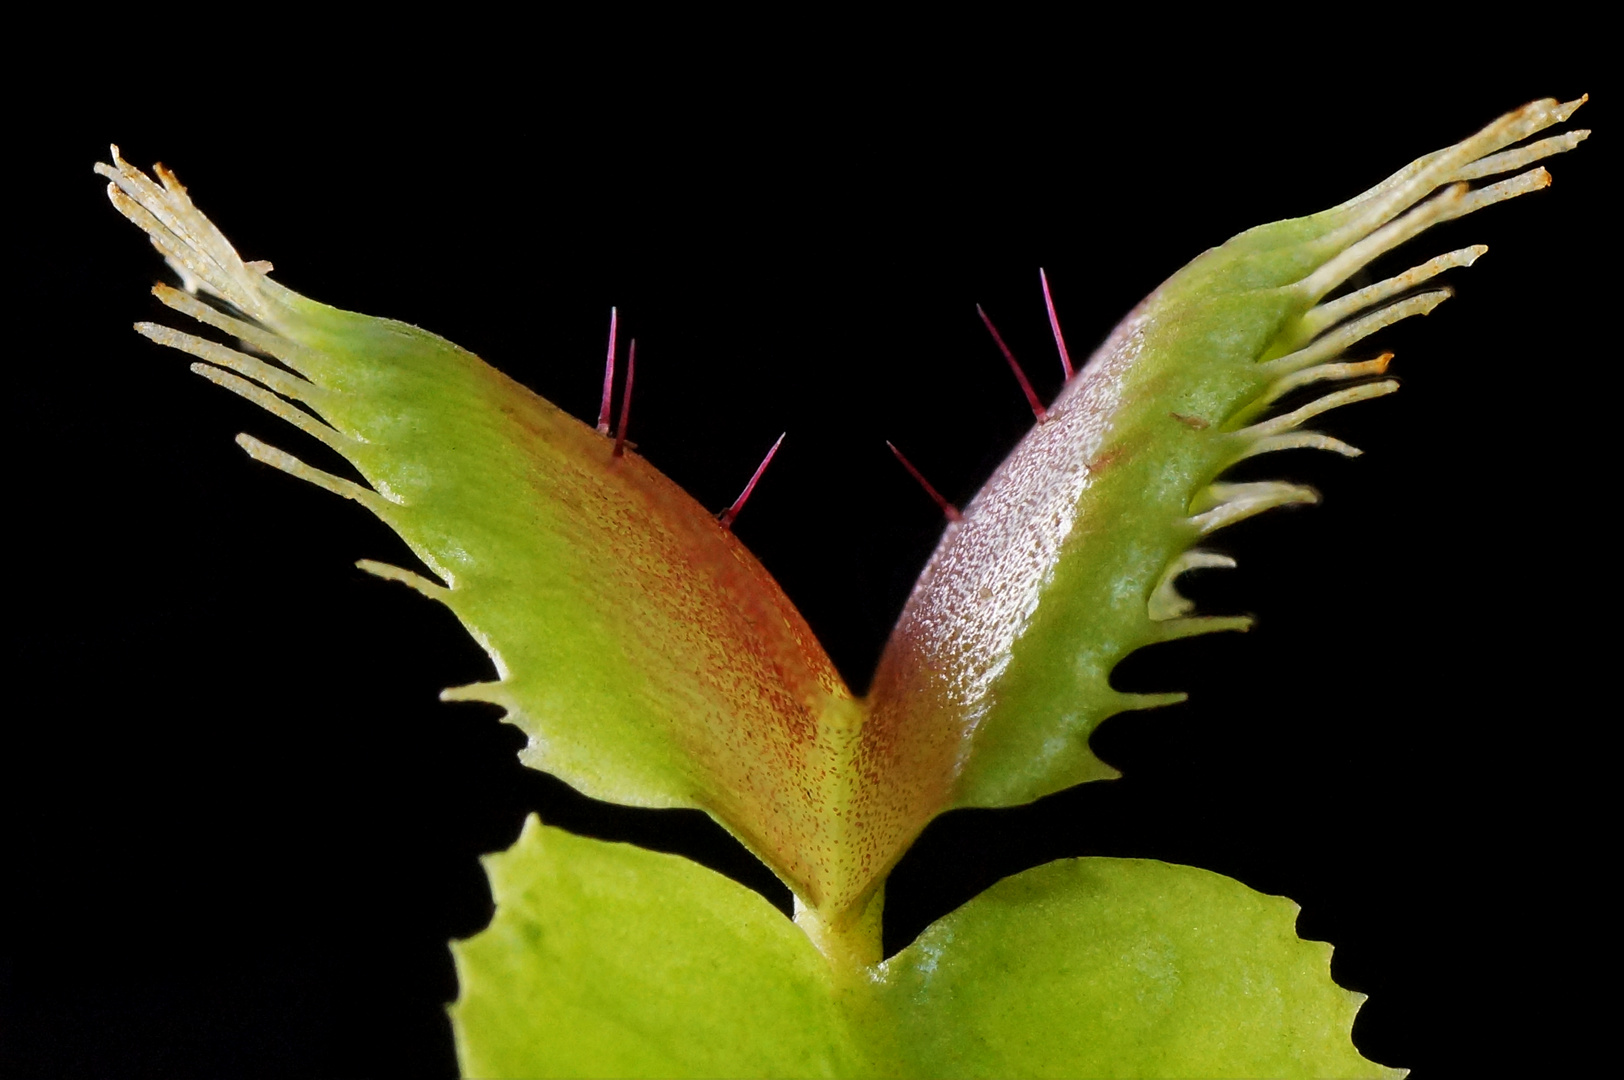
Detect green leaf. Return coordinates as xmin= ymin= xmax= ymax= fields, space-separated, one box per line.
xmin=450 ymin=817 xmax=852 ymax=1079
xmin=868 ymin=96 xmax=1591 ymax=816
xmin=95 ymin=149 xmax=865 ymax=914
xmin=453 ymin=818 xmax=1399 ymax=1079
xmin=876 ymin=857 xmax=1393 ymax=1079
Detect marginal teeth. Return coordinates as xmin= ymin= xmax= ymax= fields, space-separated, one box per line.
xmin=1140 ymin=101 xmax=1591 ymax=672
xmin=1148 ymin=550 xmax=1237 ymax=621
xmin=1261 ymin=292 xmax=1449 ymax=377
xmin=1235 ymin=431 xmax=1363 ymax=461
xmin=150 ymin=284 xmax=322 ymax=381
xmin=1239 ymin=381 xmax=1400 ymax=440
xmin=136 ymin=322 xmax=325 ymax=409
xmin=1298 ymin=246 xmax=1486 ymax=343
xmin=1452 ymin=166 xmax=1557 ymax=221
xmin=1261 ymin=353 xmax=1392 ymax=407
xmin=190 ymin=362 xmax=352 ymax=454
xmin=1312 ymin=96 xmax=1585 ymax=287
xmin=357 ymin=559 xmax=450 ymax=599
xmin=96 ymin=147 xmax=271 ymax=323
xmin=235 ymin=433 xmax=397 ymax=510
xmin=1151 ymin=615 xmax=1253 ymax=643
xmin=441 ymin=681 xmax=512 ymax=707
xmin=1188 ymin=481 xmax=1319 ymax=536
xmin=1304 ymin=184 xmax=1470 ymax=304
xmin=1306 ymin=164 xmax=1553 ymax=304
xmin=1455 ymin=129 xmax=1589 ymax=182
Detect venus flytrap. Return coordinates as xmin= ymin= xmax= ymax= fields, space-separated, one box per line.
xmin=98 ymin=96 xmax=1589 ymax=1078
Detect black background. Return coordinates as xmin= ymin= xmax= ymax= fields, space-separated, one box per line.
xmin=7 ymin=32 xmax=1609 ymax=1079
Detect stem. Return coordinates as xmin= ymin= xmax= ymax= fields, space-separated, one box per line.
xmin=794 ymin=885 xmax=884 ymax=973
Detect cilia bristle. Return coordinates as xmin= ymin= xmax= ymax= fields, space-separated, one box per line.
xmin=719 ymin=433 xmax=788 ymax=530
xmin=597 ymin=307 xmax=618 ymax=436
xmin=977 ymin=303 xmax=1048 ymax=422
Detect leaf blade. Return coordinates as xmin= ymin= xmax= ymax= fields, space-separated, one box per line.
xmin=100 ymin=149 xmax=860 ymax=908
xmin=875 ymin=856 xmax=1400 ymax=1078
xmin=867 ymin=98 xmax=1589 ymax=817
xmin=451 ymin=817 xmax=853 ymax=1079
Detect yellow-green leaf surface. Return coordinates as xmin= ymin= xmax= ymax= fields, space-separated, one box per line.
xmin=453 ymin=818 xmax=1397 ymax=1079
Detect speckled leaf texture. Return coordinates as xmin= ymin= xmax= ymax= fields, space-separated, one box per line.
xmin=100 ymin=96 xmax=1588 ymax=1077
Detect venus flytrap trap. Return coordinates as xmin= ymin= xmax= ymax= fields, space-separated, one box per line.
xmin=98 ymin=96 xmax=1589 ymax=1078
